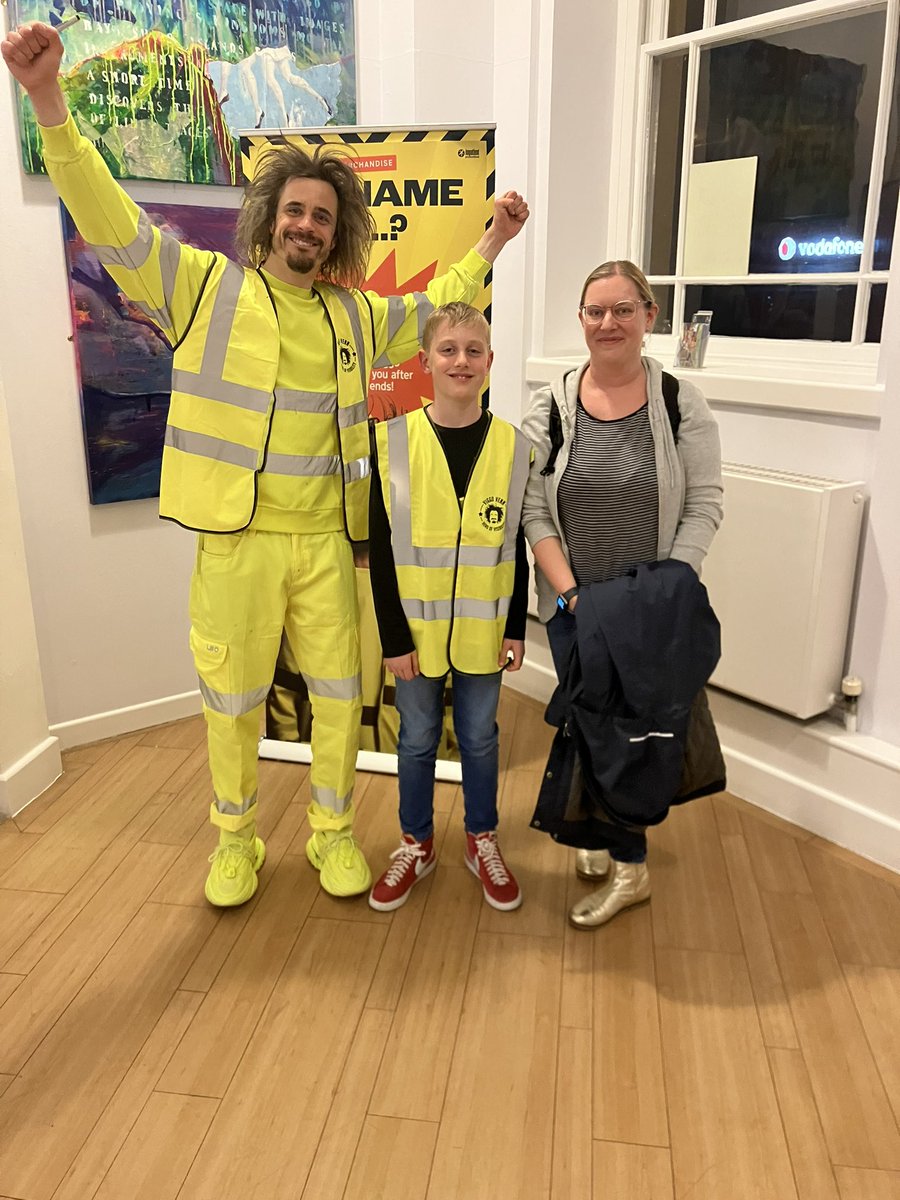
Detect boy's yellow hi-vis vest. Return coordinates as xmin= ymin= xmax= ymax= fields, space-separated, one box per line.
xmin=376 ymin=408 xmax=532 ymax=677
xmin=159 ymin=258 xmax=373 ymax=536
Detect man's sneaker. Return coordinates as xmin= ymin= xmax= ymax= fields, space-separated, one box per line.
xmin=465 ymin=831 xmax=522 ymax=911
xmin=306 ymin=829 xmax=372 ymax=896
xmin=205 ymin=836 xmax=266 ymax=907
xmin=369 ymin=834 xmax=436 ymax=911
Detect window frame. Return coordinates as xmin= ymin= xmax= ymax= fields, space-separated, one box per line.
xmin=609 ymin=0 xmax=897 ymax=404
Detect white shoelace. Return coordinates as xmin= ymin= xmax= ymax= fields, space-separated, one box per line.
xmin=475 ymin=836 xmax=510 ymax=885
xmin=383 ymin=840 xmax=427 ymax=886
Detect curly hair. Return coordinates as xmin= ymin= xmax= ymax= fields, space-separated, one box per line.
xmin=235 ymin=143 xmax=375 ymax=288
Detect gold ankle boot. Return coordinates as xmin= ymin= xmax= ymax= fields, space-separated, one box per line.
xmin=575 ymin=848 xmax=611 ymax=881
xmin=568 ymin=861 xmax=650 ymax=929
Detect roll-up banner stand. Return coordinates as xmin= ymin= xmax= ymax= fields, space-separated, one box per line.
xmin=240 ymin=124 xmax=496 ymax=781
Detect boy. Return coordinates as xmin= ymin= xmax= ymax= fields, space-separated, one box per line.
xmin=368 ymin=303 xmax=532 ymax=911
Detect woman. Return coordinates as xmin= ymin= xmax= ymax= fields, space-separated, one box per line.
xmin=521 ymin=261 xmax=723 ymax=928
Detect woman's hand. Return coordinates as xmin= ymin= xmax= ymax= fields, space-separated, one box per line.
xmin=385 ymin=651 xmax=419 ymax=681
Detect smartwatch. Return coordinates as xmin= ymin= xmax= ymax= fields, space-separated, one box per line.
xmin=556 ymin=586 xmax=579 ymax=612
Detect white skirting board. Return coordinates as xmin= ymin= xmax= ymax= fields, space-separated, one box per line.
xmin=503 ymin=671 xmax=900 ymax=876
xmin=49 ymin=690 xmax=203 ymax=750
xmin=0 ymin=735 xmax=62 ymax=819
xmin=258 ymin=737 xmax=463 ymax=784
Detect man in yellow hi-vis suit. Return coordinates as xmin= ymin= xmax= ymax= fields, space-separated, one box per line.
xmin=3 ymin=22 xmax=529 ymax=905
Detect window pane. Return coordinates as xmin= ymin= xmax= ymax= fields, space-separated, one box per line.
xmin=649 ymin=284 xmax=675 ymax=335
xmin=694 ymin=11 xmax=887 ymax=274
xmin=866 ymin=283 xmax=886 ymax=342
xmin=667 ymin=0 xmax=705 ymax=37
xmin=646 ymin=52 xmax=688 ymax=276
xmin=717 ymin=2 xmax=819 ymax=23
xmin=874 ymin=39 xmax=900 ymax=270
xmin=683 ymin=283 xmax=856 ymax=340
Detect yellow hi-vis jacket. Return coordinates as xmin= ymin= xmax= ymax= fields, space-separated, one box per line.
xmin=375 ymin=408 xmax=533 ymax=676
xmin=41 ymin=115 xmax=488 ymax=537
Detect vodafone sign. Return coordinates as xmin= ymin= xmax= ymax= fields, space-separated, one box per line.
xmin=777 ymin=234 xmax=864 ymax=261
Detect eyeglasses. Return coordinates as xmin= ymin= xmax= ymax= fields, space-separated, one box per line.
xmin=579 ymin=300 xmax=651 ymax=324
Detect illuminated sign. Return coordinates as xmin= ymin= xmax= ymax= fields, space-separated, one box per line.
xmin=777 ymin=235 xmax=864 ymax=261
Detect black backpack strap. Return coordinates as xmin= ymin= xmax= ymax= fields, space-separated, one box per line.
xmin=540 ymin=371 xmax=577 ymax=476
xmin=661 ymin=370 xmax=681 ymax=444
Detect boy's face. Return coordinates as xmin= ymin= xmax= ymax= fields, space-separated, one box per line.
xmin=419 ymin=320 xmax=493 ymax=403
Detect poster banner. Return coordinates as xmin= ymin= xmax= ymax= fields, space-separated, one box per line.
xmin=10 ymin=1 xmax=356 ymax=184
xmin=60 ymin=199 xmax=239 ymax=503
xmin=241 ymin=125 xmax=496 ymax=759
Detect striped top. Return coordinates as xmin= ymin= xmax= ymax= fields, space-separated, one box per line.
xmin=558 ymin=400 xmax=659 ymax=586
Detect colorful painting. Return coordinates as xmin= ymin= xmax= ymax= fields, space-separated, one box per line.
xmin=12 ymin=1 xmax=356 ymax=184
xmin=62 ymin=199 xmax=238 ymax=502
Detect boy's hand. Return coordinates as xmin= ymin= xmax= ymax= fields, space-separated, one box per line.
xmin=385 ymin=651 xmax=419 ymax=681
xmin=475 ymin=190 xmax=530 ymax=262
xmin=499 ymin=639 xmax=525 ymax=671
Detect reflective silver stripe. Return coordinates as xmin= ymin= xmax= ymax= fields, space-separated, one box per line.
xmin=215 ymin=791 xmax=259 ymax=817
xmin=413 ymin=292 xmax=433 ymax=340
xmin=302 ymin=672 xmax=362 ymax=701
xmin=165 ymin=425 xmax=259 ymax=470
xmin=91 ymin=209 xmax=155 ymax=270
xmin=337 ymin=399 xmax=368 ymax=429
xmin=132 ymin=300 xmax=171 ymax=327
xmin=263 ymin=453 xmax=341 ymax=477
xmin=373 ymin=352 xmax=391 ymax=368
xmin=459 ymin=545 xmax=503 ymax=567
xmin=201 ymin=263 xmax=243 ymax=380
xmin=501 ymin=435 xmax=532 ymax=562
xmin=310 ymin=783 xmax=352 ymax=812
xmin=402 ymin=597 xmax=510 ymax=622
xmin=200 ymin=679 xmax=269 ymax=717
xmin=158 ymin=235 xmax=182 ymax=313
xmin=386 ymin=294 xmax=407 ymax=343
xmin=402 ymin=598 xmax=452 ymax=621
xmin=343 ymin=456 xmax=371 ymax=484
xmin=333 ymin=290 xmax=367 ymax=381
xmin=172 ymin=369 xmax=273 ymax=413
xmin=275 ymin=389 xmax=337 ymax=413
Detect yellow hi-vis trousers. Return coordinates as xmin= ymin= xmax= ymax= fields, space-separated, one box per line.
xmin=189 ymin=530 xmax=362 ymax=834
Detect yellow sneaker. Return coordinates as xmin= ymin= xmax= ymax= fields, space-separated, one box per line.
xmin=205 ymin=836 xmax=266 ymax=907
xmin=306 ymin=830 xmax=371 ymax=896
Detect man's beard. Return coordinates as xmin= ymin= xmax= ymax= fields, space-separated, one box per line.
xmin=283 ymin=237 xmax=324 ymax=276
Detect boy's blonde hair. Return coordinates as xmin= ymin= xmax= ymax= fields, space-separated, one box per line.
xmin=422 ymin=302 xmax=491 ymax=351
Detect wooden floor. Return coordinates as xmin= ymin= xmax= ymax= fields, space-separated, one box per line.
xmin=0 ymin=689 xmax=899 ymax=1200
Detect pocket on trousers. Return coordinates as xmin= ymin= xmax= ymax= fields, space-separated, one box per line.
xmin=190 ymin=628 xmax=231 ymax=690
xmin=199 ymin=532 xmax=244 ymax=559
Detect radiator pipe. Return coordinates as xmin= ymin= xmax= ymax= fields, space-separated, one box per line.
xmin=840 ymin=675 xmax=862 ymax=734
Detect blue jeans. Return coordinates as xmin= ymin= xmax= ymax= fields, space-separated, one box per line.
xmin=546 ymin=609 xmax=647 ymax=864
xmin=394 ymin=669 xmax=503 ymax=842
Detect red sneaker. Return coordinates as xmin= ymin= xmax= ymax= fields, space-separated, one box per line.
xmin=368 ymin=834 xmax=436 ymax=911
xmin=465 ymin=831 xmax=522 ymax=911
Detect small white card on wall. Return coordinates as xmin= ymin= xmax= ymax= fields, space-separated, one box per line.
xmin=683 ymin=157 xmax=757 ymax=277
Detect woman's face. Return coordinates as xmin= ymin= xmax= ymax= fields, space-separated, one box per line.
xmin=579 ymin=274 xmax=658 ymax=368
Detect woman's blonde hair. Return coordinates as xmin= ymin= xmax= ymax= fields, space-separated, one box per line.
xmin=235 ymin=144 xmax=376 ymax=288
xmin=579 ymin=260 xmax=656 ymax=308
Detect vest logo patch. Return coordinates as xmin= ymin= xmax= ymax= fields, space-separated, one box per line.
xmin=338 ymin=338 xmax=357 ymax=373
xmin=479 ymin=496 xmax=506 ymax=532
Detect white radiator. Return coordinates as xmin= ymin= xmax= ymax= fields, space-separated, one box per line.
xmin=701 ymin=464 xmax=866 ymax=719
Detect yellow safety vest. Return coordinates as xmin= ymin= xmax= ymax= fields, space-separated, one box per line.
xmin=160 ymin=258 xmax=372 ymax=536
xmin=376 ymin=408 xmax=532 ymax=676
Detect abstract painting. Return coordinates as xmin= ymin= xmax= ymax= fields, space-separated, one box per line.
xmin=12 ymin=1 xmax=356 ymax=184
xmin=62 ymin=199 xmax=238 ymax=502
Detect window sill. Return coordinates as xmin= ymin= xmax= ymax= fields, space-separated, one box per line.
xmin=525 ymin=352 xmax=883 ymax=421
